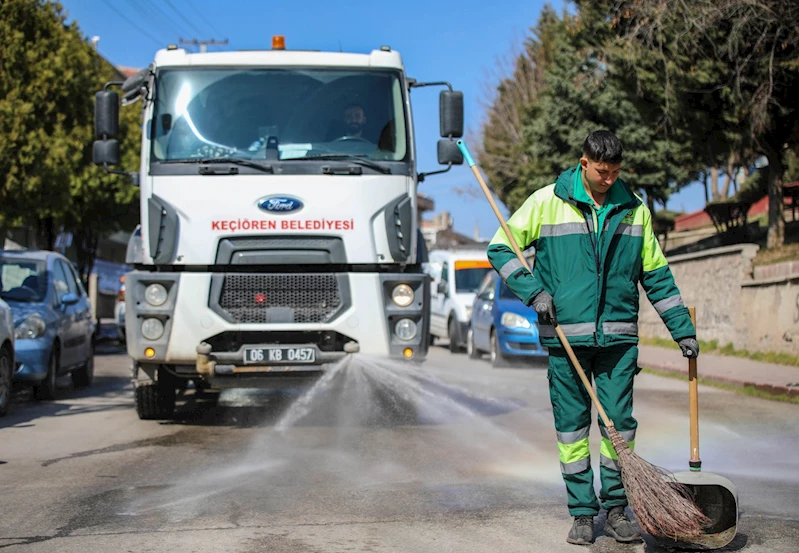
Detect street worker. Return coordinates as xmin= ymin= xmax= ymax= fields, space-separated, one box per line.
xmin=486 ymin=130 xmax=700 ymax=546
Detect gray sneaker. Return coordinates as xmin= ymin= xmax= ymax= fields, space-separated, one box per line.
xmin=604 ymin=506 xmax=642 ymax=542
xmin=567 ymin=515 xmax=595 ymax=545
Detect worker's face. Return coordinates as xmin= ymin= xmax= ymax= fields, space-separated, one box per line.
xmin=580 ymin=157 xmax=622 ymax=194
xmin=344 ymin=106 xmax=366 ymax=135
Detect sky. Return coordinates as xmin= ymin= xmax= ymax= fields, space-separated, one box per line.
xmin=61 ymin=0 xmax=706 ymax=239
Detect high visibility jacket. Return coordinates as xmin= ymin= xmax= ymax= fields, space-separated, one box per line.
xmin=487 ymin=166 xmax=695 ymax=349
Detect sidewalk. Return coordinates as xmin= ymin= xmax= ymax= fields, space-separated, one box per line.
xmin=637 ymin=345 xmax=799 ymax=398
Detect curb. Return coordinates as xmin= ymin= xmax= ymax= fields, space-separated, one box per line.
xmin=642 ymin=363 xmax=799 ymax=399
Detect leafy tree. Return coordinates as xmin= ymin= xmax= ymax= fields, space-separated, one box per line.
xmin=612 ymin=0 xmax=799 ymax=248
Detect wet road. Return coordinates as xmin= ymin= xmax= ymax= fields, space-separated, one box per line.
xmin=1 ymin=342 xmax=797 ymax=552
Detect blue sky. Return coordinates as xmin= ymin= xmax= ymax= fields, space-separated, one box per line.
xmin=61 ymin=0 xmax=705 ymax=238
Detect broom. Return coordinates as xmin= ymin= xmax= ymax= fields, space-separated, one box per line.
xmin=455 ymin=139 xmax=711 ymax=539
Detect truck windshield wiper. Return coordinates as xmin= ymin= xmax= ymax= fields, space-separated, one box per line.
xmin=297 ymin=154 xmax=391 ymax=174
xmin=162 ymin=157 xmax=274 ymax=174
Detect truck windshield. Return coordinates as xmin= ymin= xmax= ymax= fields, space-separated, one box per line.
xmin=150 ymin=68 xmax=409 ymax=164
xmin=453 ymin=261 xmax=492 ymax=294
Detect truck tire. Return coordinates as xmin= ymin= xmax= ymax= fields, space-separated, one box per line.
xmin=135 ymin=381 xmax=176 ymax=420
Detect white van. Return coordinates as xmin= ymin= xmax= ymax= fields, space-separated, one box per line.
xmin=424 ymin=249 xmax=493 ymax=352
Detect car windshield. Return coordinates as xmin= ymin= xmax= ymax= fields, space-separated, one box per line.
xmin=151 ymin=68 xmax=408 ymax=164
xmin=0 ymin=258 xmax=48 ymax=302
xmin=454 ymin=262 xmax=492 ymax=293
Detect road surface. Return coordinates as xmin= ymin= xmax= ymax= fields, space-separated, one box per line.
xmin=1 ymin=342 xmax=797 ymax=552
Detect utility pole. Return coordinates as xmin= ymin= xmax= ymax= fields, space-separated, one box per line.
xmin=179 ymin=38 xmax=229 ymax=53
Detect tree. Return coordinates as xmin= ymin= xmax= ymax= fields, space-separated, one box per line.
xmin=613 ymin=0 xmax=799 ymax=248
xmin=0 ymin=0 xmax=140 ymax=277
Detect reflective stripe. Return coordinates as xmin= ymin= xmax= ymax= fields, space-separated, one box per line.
xmin=561 ymin=457 xmax=591 ymax=475
xmin=558 ymin=437 xmax=590 ymax=464
xmin=602 ymin=322 xmax=638 ymax=335
xmin=599 ymin=426 xmax=636 ymax=443
xmin=539 ymin=223 xmax=589 ymax=237
xmin=601 ymin=436 xmax=636 ymax=462
xmin=615 ymin=223 xmax=643 ymax=237
xmin=539 ymin=322 xmax=596 ymax=338
xmin=499 ymin=258 xmax=524 ymax=280
xmin=653 ymin=295 xmax=684 ymax=315
xmin=557 ymin=426 xmax=590 ymax=444
xmin=600 ymin=454 xmax=620 ymax=471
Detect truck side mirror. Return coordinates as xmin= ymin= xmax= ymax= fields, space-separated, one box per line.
xmin=439 ymin=90 xmax=464 ymax=138
xmin=437 ymin=139 xmax=464 ymax=165
xmin=94 ymin=90 xmax=119 ymax=139
xmin=437 ymin=281 xmax=448 ymax=295
xmin=93 ymin=139 xmax=120 ymax=166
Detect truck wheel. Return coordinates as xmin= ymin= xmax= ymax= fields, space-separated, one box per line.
xmin=467 ymin=327 xmax=480 ymax=359
xmin=135 ymin=381 xmax=176 ymax=420
xmin=448 ymin=319 xmax=464 ymax=354
xmin=490 ymin=329 xmax=510 ymax=368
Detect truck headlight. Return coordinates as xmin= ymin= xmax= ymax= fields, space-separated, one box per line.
xmin=15 ymin=313 xmax=46 ymax=340
xmin=141 ymin=318 xmax=165 ymax=340
xmin=391 ymin=284 xmax=414 ymax=307
xmin=501 ymin=312 xmax=531 ymax=329
xmin=394 ymin=318 xmax=418 ymax=341
xmin=144 ymin=283 xmax=168 ymax=306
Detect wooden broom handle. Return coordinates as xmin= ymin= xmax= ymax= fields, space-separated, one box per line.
xmin=466 ymin=162 xmax=614 ymax=429
xmin=688 ymin=307 xmax=701 ymax=467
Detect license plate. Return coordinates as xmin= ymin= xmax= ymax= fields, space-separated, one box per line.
xmin=243 ymin=346 xmax=316 ymax=364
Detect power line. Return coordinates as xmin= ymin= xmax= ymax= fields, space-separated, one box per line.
xmin=163 ymin=0 xmax=207 ymax=37
xmin=98 ymin=0 xmax=164 ymax=47
xmin=139 ymin=0 xmax=193 ymax=38
xmin=185 ymin=0 xmax=224 ymax=38
xmin=123 ymin=0 xmax=183 ymax=40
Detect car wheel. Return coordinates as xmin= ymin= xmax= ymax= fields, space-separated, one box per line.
xmin=448 ymin=318 xmax=464 ymax=354
xmin=0 ymin=346 xmax=12 ymax=417
xmin=467 ymin=327 xmax=480 ymax=359
xmin=71 ymin=341 xmax=95 ymax=388
xmin=490 ymin=329 xmax=509 ymax=368
xmin=34 ymin=345 xmax=58 ymax=401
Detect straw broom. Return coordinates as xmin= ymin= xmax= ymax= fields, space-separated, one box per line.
xmin=455 ymin=139 xmax=711 ymax=539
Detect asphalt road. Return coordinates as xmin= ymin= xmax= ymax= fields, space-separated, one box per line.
xmin=1 ymin=342 xmax=797 ymax=552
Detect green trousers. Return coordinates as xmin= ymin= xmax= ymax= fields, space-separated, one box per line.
xmin=547 ymin=345 xmax=639 ymax=516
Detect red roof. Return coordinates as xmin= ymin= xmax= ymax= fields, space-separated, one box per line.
xmin=672 ymin=181 xmax=798 ymax=232
xmin=117 ymin=66 xmax=141 ymax=78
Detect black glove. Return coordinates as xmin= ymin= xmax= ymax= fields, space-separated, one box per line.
xmin=678 ymin=337 xmax=699 ymax=358
xmin=531 ymin=291 xmax=557 ymax=324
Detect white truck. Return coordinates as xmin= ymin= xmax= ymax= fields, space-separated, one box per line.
xmin=92 ymin=36 xmax=465 ymax=419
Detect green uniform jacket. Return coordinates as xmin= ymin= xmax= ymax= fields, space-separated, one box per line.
xmin=487 ymin=166 xmax=695 ymax=349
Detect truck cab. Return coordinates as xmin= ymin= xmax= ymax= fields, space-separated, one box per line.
xmin=92 ymin=37 xmax=465 ymax=419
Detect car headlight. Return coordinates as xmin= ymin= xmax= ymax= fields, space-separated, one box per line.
xmin=144 ymin=283 xmax=168 ymax=306
xmin=15 ymin=313 xmax=46 ymax=340
xmin=141 ymin=318 xmax=165 ymax=340
xmin=501 ymin=312 xmax=531 ymax=329
xmin=391 ymin=284 xmax=414 ymax=307
xmin=394 ymin=318 xmax=418 ymax=341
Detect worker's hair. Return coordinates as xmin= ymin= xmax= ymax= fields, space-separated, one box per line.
xmin=583 ymin=130 xmax=624 ymax=164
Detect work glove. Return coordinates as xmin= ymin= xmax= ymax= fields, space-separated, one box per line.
xmin=678 ymin=337 xmax=700 ymax=359
xmin=531 ymin=291 xmax=557 ymax=324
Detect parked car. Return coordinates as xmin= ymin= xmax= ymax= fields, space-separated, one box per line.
xmin=0 ymin=298 xmax=15 ymax=416
xmin=115 ymin=275 xmax=126 ymax=344
xmin=0 ymin=250 xmax=96 ymax=399
xmin=425 ymin=249 xmax=493 ymax=352
xmin=467 ymin=270 xmax=548 ymax=367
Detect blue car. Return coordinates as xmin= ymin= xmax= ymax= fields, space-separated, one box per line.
xmin=467 ymin=270 xmax=548 ymax=367
xmin=0 ymin=250 xmax=96 ymax=399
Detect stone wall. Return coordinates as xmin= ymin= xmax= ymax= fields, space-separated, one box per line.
xmin=638 ymin=244 xmax=799 ymax=355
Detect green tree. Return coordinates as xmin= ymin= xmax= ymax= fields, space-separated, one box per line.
xmin=613 ymin=0 xmax=799 ymax=248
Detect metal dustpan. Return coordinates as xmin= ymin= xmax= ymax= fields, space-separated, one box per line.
xmin=656 ymin=307 xmax=739 ymax=550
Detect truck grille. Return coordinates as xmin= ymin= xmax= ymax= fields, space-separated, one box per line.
xmin=217 ymin=274 xmax=343 ymax=324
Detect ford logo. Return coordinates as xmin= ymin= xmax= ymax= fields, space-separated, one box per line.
xmin=257 ymin=195 xmax=304 ymax=214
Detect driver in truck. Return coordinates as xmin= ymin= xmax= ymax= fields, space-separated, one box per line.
xmin=343 ymin=104 xmax=367 ymax=138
